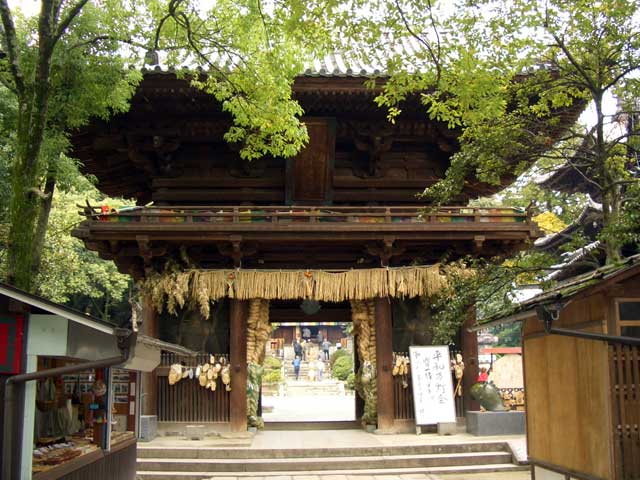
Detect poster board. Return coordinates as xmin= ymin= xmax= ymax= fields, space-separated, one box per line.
xmin=409 ymin=346 xmax=456 ymax=425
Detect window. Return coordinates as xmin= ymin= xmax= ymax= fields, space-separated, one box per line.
xmin=616 ymin=300 xmax=640 ymax=337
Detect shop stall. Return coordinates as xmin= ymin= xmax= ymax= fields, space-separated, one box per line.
xmin=0 ymin=282 xmax=193 ymax=480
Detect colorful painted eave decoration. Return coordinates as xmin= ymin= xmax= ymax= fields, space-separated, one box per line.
xmin=0 ymin=315 xmax=24 ymax=374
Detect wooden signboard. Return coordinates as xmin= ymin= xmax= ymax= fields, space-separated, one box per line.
xmin=409 ymin=346 xmax=456 ymax=425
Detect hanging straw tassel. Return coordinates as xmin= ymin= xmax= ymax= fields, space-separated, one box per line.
xmin=140 ymin=265 xmax=448 ymax=313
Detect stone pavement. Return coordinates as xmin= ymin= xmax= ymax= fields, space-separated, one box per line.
xmin=205 ymin=473 xmax=531 ymax=480
xmin=263 ymin=394 xmax=356 ymax=422
xmin=251 ymin=429 xmax=526 ymax=451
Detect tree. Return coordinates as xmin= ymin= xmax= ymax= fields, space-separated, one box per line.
xmin=0 ymin=0 xmax=329 ymax=291
xmin=35 ymin=185 xmax=132 ymax=322
xmin=0 ymin=1 xmax=146 ymax=290
xmin=327 ymin=0 xmax=640 ymax=339
xmin=326 ymin=0 xmax=639 ymax=263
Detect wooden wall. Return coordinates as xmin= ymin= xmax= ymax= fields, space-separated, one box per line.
xmin=523 ymin=292 xmax=613 ymax=479
xmin=145 ymin=119 xmax=446 ymax=207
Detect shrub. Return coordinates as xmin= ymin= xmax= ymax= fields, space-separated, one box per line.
xmin=346 ymin=372 xmax=355 ymax=390
xmin=263 ymin=356 xmax=282 ymax=369
xmin=329 ymin=349 xmax=350 ymax=369
xmin=262 ymin=355 xmax=282 ymax=384
xmin=332 ymin=355 xmax=353 ymax=381
xmin=262 ymin=369 xmax=282 ymax=384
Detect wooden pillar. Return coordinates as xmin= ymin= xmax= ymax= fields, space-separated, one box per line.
xmin=229 ymin=299 xmax=248 ymax=432
xmin=141 ymin=296 xmax=158 ymax=416
xmin=375 ymin=297 xmax=394 ymax=432
xmin=461 ymin=308 xmax=480 ymax=412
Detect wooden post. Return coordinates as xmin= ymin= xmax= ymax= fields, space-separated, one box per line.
xmin=229 ymin=299 xmax=248 ymax=432
xmin=461 ymin=308 xmax=480 ymax=412
xmin=141 ymin=296 xmax=158 ymax=416
xmin=375 ymin=297 xmax=394 ymax=432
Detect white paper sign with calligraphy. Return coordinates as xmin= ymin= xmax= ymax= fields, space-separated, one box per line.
xmin=409 ymin=346 xmax=456 ymax=425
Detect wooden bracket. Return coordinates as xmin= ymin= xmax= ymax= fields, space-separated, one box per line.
xmin=136 ymin=235 xmax=154 ymax=269
xmin=366 ymin=237 xmax=405 ymax=267
xmin=473 ymin=236 xmax=485 ymax=252
xmin=217 ymin=236 xmax=257 ymax=268
xmin=352 ymin=124 xmax=395 ymax=178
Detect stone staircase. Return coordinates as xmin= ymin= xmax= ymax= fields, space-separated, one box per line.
xmin=137 ymin=440 xmax=528 ymax=479
xmin=282 ymin=379 xmax=345 ymax=396
xmin=284 ymin=359 xmax=331 ymax=380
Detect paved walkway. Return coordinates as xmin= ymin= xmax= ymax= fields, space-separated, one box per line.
xmin=205 ymin=473 xmax=530 ymax=480
xmin=263 ymin=394 xmax=356 ymax=422
xmin=142 ymin=429 xmax=527 ymax=452
xmin=251 ymin=429 xmax=526 ymax=450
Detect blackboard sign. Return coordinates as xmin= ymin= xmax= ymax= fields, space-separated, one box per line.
xmin=409 ymin=346 xmax=456 ymax=425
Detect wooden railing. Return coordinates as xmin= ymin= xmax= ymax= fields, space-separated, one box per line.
xmin=81 ymin=205 xmax=529 ymax=226
xmin=157 ymin=352 xmax=230 ymax=423
xmin=609 ymin=344 xmax=640 ymax=479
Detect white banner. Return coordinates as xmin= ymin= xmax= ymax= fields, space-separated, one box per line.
xmin=409 ymin=346 xmax=456 ymax=425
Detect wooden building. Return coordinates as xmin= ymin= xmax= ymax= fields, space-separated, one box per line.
xmin=479 ymin=255 xmax=640 ymax=480
xmin=70 ymin=56 xmax=578 ymax=433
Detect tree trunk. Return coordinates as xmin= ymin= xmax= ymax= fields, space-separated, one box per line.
xmin=594 ymin=92 xmax=623 ymax=264
xmin=6 ymin=155 xmax=41 ymax=291
xmin=30 ymin=175 xmax=55 ymax=280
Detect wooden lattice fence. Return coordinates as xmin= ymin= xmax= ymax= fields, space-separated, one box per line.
xmin=157 ymin=352 xmax=230 ymax=423
xmin=610 ymin=344 xmax=640 ymax=479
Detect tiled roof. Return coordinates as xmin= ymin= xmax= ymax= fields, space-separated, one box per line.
xmin=142 ymin=38 xmax=425 ymax=78
xmin=473 ymin=253 xmax=640 ymax=330
xmin=534 ymin=203 xmax=602 ymax=250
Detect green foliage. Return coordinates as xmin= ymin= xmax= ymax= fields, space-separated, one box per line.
xmin=346 ymin=372 xmax=355 ymax=390
xmin=34 ymin=187 xmax=132 ymax=321
xmin=263 ymin=356 xmax=282 ymax=369
xmin=430 ymin=252 xmax=556 ymax=344
xmin=329 ymin=348 xmax=350 ymax=369
xmin=262 ymin=355 xmax=283 ymax=384
xmin=331 ymin=355 xmax=354 ymax=381
xmin=492 ymin=323 xmax=522 ymax=347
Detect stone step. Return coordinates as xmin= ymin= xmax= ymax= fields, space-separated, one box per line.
xmin=136 ymin=463 xmax=528 ymax=479
xmin=282 ymin=385 xmax=345 ymax=396
xmin=137 ymin=441 xmax=509 ymax=459
xmin=137 ymin=451 xmax=513 ymax=472
xmin=262 ymin=420 xmax=360 ymax=431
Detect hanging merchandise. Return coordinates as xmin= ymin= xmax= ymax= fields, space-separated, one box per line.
xmin=221 ymin=358 xmax=231 ymax=392
xmin=392 ymin=353 xmax=411 ymax=389
xmin=168 ymin=364 xmax=183 ymax=385
xmin=451 ymin=353 xmax=465 ymax=398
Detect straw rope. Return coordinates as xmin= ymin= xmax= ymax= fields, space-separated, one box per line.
xmin=141 ymin=265 xmax=448 ymax=315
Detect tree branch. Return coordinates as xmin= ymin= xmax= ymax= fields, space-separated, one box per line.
xmin=393 ymin=0 xmax=441 ymax=84
xmin=0 ymin=0 xmax=25 ymax=96
xmin=549 ymin=31 xmax=597 ymax=93
xmin=51 ymin=0 xmax=89 ymax=48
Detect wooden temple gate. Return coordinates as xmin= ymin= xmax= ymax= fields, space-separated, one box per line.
xmin=67 ymin=68 xmax=557 ymax=435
